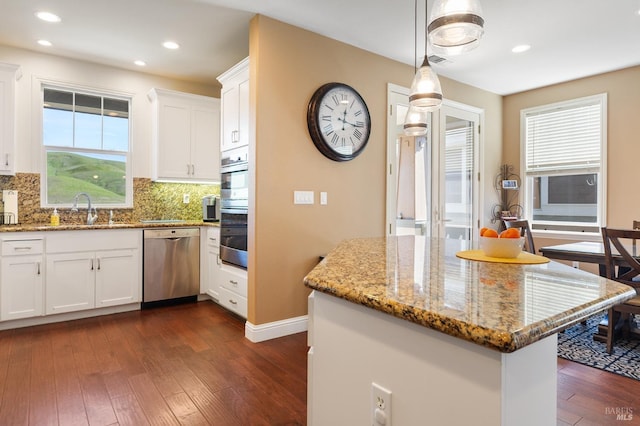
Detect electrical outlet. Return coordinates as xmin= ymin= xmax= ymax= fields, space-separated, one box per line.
xmin=183 ymin=194 xmax=190 ymax=204
xmin=371 ymin=382 xmax=392 ymax=426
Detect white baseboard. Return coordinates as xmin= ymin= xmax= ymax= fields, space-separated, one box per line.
xmin=0 ymin=303 xmax=140 ymax=331
xmin=245 ymin=315 xmax=308 ymax=342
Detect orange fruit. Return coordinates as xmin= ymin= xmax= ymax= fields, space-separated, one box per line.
xmin=480 ymin=227 xmax=489 ymax=236
xmin=499 ymin=228 xmax=521 ymax=239
xmin=483 ymin=229 xmax=499 ymax=238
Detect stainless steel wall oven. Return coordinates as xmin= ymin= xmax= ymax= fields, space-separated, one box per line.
xmin=220 ymin=148 xmax=248 ymax=269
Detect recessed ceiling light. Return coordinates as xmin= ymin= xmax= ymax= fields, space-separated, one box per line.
xmin=35 ymin=11 xmax=61 ymax=23
xmin=134 ymin=60 xmax=146 ymax=67
xmin=37 ymin=40 xmax=52 ymax=47
xmin=162 ymin=41 xmax=180 ymax=50
xmin=512 ymin=44 xmax=531 ymax=53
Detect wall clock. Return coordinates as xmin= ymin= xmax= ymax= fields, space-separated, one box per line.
xmin=307 ymin=82 xmax=371 ymax=162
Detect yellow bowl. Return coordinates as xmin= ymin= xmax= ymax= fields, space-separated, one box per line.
xmin=479 ymin=236 xmax=524 ymax=258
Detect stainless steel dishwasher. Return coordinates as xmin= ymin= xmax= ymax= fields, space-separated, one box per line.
xmin=143 ymin=228 xmax=200 ymax=307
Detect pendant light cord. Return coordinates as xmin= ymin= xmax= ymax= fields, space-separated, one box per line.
xmin=414 ymin=0 xmax=417 ymax=73
xmin=425 ymin=0 xmax=428 ymax=61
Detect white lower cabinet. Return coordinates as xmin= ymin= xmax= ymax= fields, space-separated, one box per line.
xmin=95 ymin=249 xmax=139 ymax=307
xmin=45 ymin=230 xmax=141 ymax=315
xmin=202 ymin=227 xmax=221 ymax=299
xmin=0 ymin=238 xmax=44 ymax=321
xmin=46 ymin=249 xmax=139 ymax=314
xmin=218 ymin=264 xmax=247 ymax=318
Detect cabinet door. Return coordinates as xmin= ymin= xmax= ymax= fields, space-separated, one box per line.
xmin=0 ymin=64 xmax=19 ymax=176
xmin=191 ymin=105 xmax=220 ymax=180
xmin=220 ymin=84 xmax=239 ymax=152
xmin=157 ymin=103 xmax=192 ymax=179
xmin=95 ymin=249 xmax=140 ymax=307
xmin=46 ymin=252 xmax=96 ymax=314
xmin=237 ymin=79 xmax=250 ymax=148
xmin=205 ymin=247 xmax=221 ymax=299
xmin=0 ymin=255 xmax=43 ymax=320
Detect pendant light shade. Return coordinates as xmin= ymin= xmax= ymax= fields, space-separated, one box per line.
xmin=408 ymin=55 xmax=443 ymax=110
xmin=428 ymin=0 xmax=484 ymax=56
xmin=403 ymin=105 xmax=429 ymax=136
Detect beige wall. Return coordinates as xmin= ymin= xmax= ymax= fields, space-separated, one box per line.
xmin=503 ymin=66 xmax=640 ymax=258
xmin=248 ymin=16 xmax=503 ymax=325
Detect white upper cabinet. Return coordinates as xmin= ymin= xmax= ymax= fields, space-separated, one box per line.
xmin=149 ymin=88 xmax=220 ymax=182
xmin=217 ymin=57 xmax=249 ymax=152
xmin=0 ymin=63 xmax=21 ymax=176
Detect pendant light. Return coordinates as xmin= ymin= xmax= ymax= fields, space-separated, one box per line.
xmin=428 ymin=0 xmax=484 ymax=56
xmin=408 ymin=0 xmax=443 ymax=111
xmin=404 ymin=105 xmax=429 ymax=136
xmin=404 ymin=0 xmax=428 ymax=135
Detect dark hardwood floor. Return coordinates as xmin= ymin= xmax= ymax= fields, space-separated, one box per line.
xmin=0 ymin=301 xmax=307 ymax=425
xmin=0 ymin=300 xmax=639 ymax=425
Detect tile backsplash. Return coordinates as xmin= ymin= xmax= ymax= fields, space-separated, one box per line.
xmin=0 ymin=173 xmax=219 ymax=225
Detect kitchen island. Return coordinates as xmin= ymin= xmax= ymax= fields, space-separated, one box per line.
xmin=304 ymin=236 xmax=635 ymax=426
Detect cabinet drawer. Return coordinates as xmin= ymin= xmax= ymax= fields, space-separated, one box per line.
xmin=207 ymin=227 xmax=220 ymax=248
xmin=1 ymin=239 xmax=44 ymax=256
xmin=219 ymin=266 xmax=247 ymax=297
xmin=218 ymin=286 xmax=247 ymax=318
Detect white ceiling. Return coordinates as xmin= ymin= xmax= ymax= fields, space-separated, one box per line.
xmin=1 ymin=0 xmax=639 ymax=95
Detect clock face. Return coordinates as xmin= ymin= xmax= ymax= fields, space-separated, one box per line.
xmin=307 ymin=83 xmax=371 ymax=161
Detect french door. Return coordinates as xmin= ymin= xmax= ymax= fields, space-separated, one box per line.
xmin=386 ymin=84 xmax=482 ymax=240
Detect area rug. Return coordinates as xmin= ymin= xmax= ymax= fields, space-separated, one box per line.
xmin=557 ymin=313 xmax=640 ymax=381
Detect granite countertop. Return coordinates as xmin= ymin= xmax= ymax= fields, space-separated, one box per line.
xmin=303 ymin=236 xmax=636 ymax=353
xmin=0 ymin=220 xmax=219 ymax=232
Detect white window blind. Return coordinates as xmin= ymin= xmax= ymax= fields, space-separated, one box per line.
xmin=525 ymin=100 xmax=601 ymax=175
xmin=445 ymin=126 xmax=474 ymax=172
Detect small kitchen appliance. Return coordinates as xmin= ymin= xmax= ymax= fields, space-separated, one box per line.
xmin=202 ymin=195 xmax=220 ymax=222
xmin=1 ymin=190 xmax=18 ymax=225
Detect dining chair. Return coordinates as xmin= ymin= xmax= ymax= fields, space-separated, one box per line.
xmin=601 ymin=227 xmax=640 ymax=354
xmin=633 ymin=221 xmax=640 ymax=256
xmin=503 ymin=219 xmax=535 ymax=254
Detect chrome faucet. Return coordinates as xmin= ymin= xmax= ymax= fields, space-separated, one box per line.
xmin=71 ymin=192 xmax=98 ymax=225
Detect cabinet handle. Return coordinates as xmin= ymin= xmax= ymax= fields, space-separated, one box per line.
xmin=37 ymin=262 xmax=41 ymax=275
xmin=186 ymin=164 xmax=191 ymax=175
xmin=4 ymin=154 xmax=8 ymax=167
xmin=13 ymin=246 xmax=33 ymax=252
xmin=97 ymin=258 xmax=101 ymax=270
xmin=90 ymin=259 xmax=94 ymax=271
xmin=229 ymin=279 xmax=238 ymax=287
xmin=191 ymin=164 xmax=195 ymax=175
xmin=229 ymin=299 xmax=238 ymax=305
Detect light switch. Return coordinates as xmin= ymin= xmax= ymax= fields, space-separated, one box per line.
xmin=320 ymin=192 xmax=327 ymax=205
xmin=294 ymin=190 xmax=314 ymax=205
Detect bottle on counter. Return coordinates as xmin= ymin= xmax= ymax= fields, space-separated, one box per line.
xmin=50 ymin=208 xmax=60 ymax=226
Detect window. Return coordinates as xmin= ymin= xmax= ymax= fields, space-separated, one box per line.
xmin=521 ymin=94 xmax=606 ymax=233
xmin=42 ymin=86 xmax=132 ymax=207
